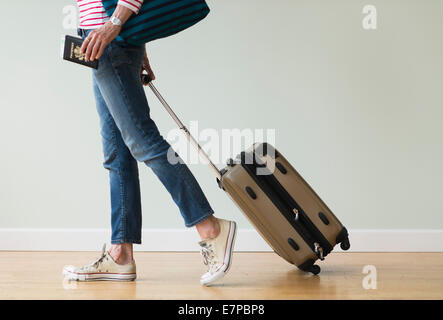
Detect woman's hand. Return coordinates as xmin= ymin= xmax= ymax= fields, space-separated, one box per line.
xmin=141 ymin=49 xmax=156 ymax=85
xmin=81 ymin=21 xmax=121 ymax=62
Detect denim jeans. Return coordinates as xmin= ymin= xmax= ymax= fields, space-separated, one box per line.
xmin=78 ymin=29 xmax=214 ymax=244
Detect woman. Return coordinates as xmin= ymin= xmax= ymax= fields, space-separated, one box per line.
xmin=62 ymin=0 xmax=237 ymax=286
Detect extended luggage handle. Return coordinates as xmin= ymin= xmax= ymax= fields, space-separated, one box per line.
xmin=142 ymin=74 xmax=222 ymax=180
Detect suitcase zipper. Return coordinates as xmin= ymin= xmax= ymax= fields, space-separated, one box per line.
xmin=314 ymin=242 xmax=324 ymax=260
xmin=261 ymin=171 xmax=333 ymax=257
xmin=239 ymin=152 xmax=332 ymax=259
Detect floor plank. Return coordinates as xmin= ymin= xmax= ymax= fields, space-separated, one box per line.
xmin=0 ymin=252 xmax=442 ymax=299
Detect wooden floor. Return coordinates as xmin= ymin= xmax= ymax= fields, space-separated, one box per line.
xmin=0 ymin=252 xmax=442 ymax=299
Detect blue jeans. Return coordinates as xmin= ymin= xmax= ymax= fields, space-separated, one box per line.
xmin=78 ymin=29 xmax=214 ymax=244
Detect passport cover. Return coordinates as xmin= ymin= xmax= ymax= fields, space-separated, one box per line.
xmin=63 ymin=35 xmax=99 ymax=69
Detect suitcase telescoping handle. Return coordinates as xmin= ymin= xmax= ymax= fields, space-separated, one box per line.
xmin=143 ymin=74 xmax=222 ymax=180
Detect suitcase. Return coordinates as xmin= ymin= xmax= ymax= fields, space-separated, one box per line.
xmin=145 ymin=77 xmax=350 ymax=274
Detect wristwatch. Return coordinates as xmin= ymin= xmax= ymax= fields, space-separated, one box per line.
xmin=110 ymin=16 xmax=123 ymax=26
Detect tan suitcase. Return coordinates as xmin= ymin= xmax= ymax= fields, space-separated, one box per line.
xmin=218 ymin=142 xmax=350 ymax=274
xmin=146 ymin=78 xmax=350 ymax=274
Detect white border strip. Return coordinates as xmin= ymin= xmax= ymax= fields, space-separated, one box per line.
xmin=0 ymin=229 xmax=442 ymax=252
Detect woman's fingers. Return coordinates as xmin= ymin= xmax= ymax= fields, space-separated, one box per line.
xmin=142 ymin=63 xmax=155 ymax=78
xmin=140 ymin=66 xmax=156 ymax=86
xmin=80 ymin=22 xmax=120 ymax=62
xmin=96 ymin=42 xmax=107 ymax=60
xmin=84 ymin=34 xmax=97 ymax=62
xmin=80 ymin=33 xmax=92 ymax=54
xmin=82 ymin=31 xmax=98 ymax=61
xmin=83 ymin=33 xmax=105 ymax=62
xmin=145 ymin=65 xmax=155 ymax=80
xmin=149 ymin=70 xmax=156 ymax=80
xmin=141 ymin=53 xmax=156 ymax=80
xmin=90 ymin=40 xmax=101 ymax=62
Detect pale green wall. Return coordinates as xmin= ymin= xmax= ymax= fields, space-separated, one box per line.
xmin=1 ymin=0 xmax=442 ymax=229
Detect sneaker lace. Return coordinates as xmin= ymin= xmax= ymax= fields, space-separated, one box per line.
xmin=80 ymin=244 xmax=107 ymax=271
xmin=200 ymin=245 xmax=215 ymax=267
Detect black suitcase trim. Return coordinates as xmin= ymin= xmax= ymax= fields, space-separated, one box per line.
xmin=238 ymin=152 xmax=334 ymax=259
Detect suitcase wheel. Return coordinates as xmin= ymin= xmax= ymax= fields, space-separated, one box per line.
xmin=340 ymin=238 xmax=350 ymax=251
xmin=310 ymin=265 xmax=321 ymax=275
xmin=298 ymin=259 xmax=321 ymax=275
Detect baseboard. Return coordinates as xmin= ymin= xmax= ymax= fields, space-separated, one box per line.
xmin=0 ymin=228 xmax=442 ymax=252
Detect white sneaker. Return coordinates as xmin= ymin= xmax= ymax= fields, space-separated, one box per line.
xmin=199 ymin=219 xmax=237 ymax=286
xmin=62 ymin=244 xmax=136 ymax=281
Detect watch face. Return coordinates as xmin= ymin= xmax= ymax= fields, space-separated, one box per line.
xmin=111 ymin=17 xmax=121 ymax=25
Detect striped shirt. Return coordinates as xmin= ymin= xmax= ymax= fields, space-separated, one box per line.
xmin=77 ymin=0 xmax=144 ymax=29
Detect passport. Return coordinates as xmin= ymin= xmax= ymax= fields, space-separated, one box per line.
xmin=63 ymin=35 xmax=99 ymax=69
